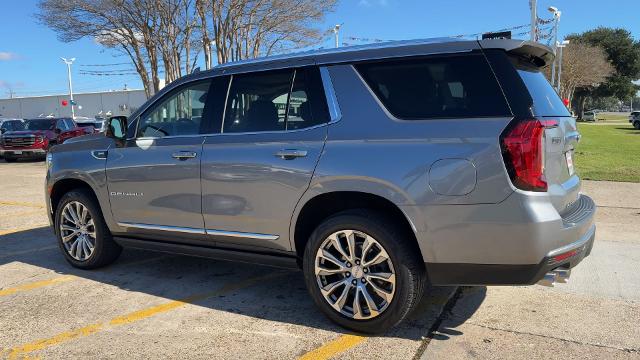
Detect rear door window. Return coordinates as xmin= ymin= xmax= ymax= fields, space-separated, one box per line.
xmin=356 ymin=54 xmax=511 ymax=119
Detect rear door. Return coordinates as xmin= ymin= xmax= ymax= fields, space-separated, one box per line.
xmin=201 ymin=66 xmax=330 ymax=251
xmin=512 ymin=58 xmax=580 ymax=214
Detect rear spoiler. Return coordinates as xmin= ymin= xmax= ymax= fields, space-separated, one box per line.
xmin=478 ymin=39 xmax=554 ymax=68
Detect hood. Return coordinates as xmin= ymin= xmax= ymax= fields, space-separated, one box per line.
xmin=2 ymin=130 xmax=54 ymax=138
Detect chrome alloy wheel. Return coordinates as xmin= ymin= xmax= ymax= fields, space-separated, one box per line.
xmin=314 ymin=230 xmax=396 ymax=320
xmin=59 ymin=201 xmax=96 ymax=261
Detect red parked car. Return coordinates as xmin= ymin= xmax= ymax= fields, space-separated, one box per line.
xmin=0 ymin=118 xmax=90 ymax=162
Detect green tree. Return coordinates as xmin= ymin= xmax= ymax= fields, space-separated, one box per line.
xmin=567 ymin=27 xmax=640 ymax=116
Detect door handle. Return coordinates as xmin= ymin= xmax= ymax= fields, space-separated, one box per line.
xmin=172 ymin=151 xmax=197 ymax=160
xmin=274 ymin=149 xmax=308 ymax=160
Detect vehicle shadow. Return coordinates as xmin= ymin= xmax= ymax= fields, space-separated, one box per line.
xmin=0 ymin=226 xmax=485 ymax=340
xmin=614 ymin=127 xmax=639 ymax=132
xmin=429 ymin=286 xmax=487 ymax=341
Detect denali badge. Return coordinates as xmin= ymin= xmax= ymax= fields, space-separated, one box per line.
xmin=110 ymin=191 xmax=144 ymax=197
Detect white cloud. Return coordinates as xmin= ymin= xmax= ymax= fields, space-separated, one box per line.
xmin=0 ymin=52 xmax=19 ymax=61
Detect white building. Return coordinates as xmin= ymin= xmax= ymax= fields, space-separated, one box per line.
xmin=0 ymin=89 xmax=147 ymax=119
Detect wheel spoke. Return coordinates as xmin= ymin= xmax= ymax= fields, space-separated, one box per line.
xmin=320 ymin=278 xmax=347 ymax=297
xmin=67 ymin=204 xmax=80 ymax=225
xmin=80 ymin=206 xmax=89 ymax=225
xmin=367 ymin=279 xmax=394 ymax=302
xmin=359 ymin=285 xmax=380 ymax=317
xmin=345 ymin=231 xmax=357 ymax=262
xmin=361 ymin=236 xmax=374 ymax=261
xmin=319 ymin=249 xmax=347 ymax=270
xmin=352 ymin=287 xmax=364 ymax=319
xmin=362 ymin=249 xmax=389 ymax=267
xmin=81 ymin=240 xmax=91 ymax=259
xmin=61 ymin=230 xmax=78 ymax=242
xmin=68 ymin=238 xmax=79 ymax=256
xmin=365 ymin=272 xmax=394 ymax=284
xmin=329 ymin=234 xmax=350 ymax=262
xmin=75 ymin=238 xmax=84 ymax=259
xmin=315 ymin=265 xmax=345 ymax=277
xmin=331 ymin=282 xmax=352 ymax=312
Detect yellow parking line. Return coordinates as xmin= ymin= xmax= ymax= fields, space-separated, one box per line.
xmin=6 ymin=272 xmax=287 ymax=359
xmin=0 ymin=201 xmax=45 ymax=209
xmin=0 ymin=275 xmax=76 ymax=297
xmin=298 ymin=334 xmax=367 ymax=360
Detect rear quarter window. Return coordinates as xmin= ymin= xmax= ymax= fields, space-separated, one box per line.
xmin=512 ymin=59 xmax=571 ymax=117
xmin=355 ymin=53 xmax=511 ymax=119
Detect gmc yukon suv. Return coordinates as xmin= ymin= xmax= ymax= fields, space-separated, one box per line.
xmin=1 ymin=117 xmax=88 ymax=161
xmin=45 ymin=38 xmax=595 ymax=333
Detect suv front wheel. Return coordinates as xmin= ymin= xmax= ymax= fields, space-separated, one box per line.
xmin=54 ymin=189 xmax=122 ymax=269
xmin=303 ymin=209 xmax=426 ymax=333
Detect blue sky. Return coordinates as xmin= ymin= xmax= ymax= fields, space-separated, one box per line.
xmin=1 ymin=0 xmax=638 ymax=99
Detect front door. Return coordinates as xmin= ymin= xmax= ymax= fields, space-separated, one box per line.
xmin=201 ymin=67 xmax=331 ymax=251
xmin=106 ymin=80 xmax=213 ymax=239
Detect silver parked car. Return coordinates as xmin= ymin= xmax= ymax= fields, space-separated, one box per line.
xmin=45 ymin=38 xmax=595 ymax=333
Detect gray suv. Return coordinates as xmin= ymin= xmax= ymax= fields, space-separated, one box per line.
xmin=45 ymin=38 xmax=595 ymax=333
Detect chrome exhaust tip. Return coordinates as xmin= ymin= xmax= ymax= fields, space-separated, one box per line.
xmin=537 ymin=268 xmax=571 ymax=287
xmin=537 ymin=272 xmax=557 ymax=287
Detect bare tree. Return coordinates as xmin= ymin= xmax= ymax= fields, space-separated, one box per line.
xmin=205 ymin=0 xmax=337 ymax=66
xmin=556 ymin=42 xmax=613 ymax=105
xmin=37 ymin=0 xmax=336 ymax=95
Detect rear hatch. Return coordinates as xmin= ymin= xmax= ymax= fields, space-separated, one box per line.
xmin=512 ymin=57 xmax=581 ymax=215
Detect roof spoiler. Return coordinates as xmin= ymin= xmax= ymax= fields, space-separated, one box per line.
xmin=478 ymin=39 xmax=555 ymax=67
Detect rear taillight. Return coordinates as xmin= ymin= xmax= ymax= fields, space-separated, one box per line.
xmin=500 ymin=118 xmax=557 ymax=192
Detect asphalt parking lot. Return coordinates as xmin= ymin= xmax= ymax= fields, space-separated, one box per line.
xmin=1 ymin=159 xmax=639 ymax=359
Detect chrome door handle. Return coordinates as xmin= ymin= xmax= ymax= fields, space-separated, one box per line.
xmin=172 ymin=151 xmax=197 ymax=160
xmin=274 ymin=149 xmax=308 ymax=160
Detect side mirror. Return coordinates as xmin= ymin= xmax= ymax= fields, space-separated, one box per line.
xmin=106 ymin=116 xmax=128 ymax=140
xmin=55 ymin=128 xmax=62 ymax=135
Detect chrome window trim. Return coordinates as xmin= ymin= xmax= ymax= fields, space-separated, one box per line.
xmin=206 ymin=229 xmax=279 ymax=241
xmin=219 ymin=74 xmax=234 ymax=133
xmin=117 ymin=222 xmax=206 ymax=235
xmin=319 ymin=66 xmax=342 ymax=123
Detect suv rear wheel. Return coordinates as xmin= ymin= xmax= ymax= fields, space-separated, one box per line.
xmin=54 ymin=189 xmax=122 ymax=269
xmin=634 ymin=121 xmax=640 ymax=130
xmin=303 ymin=209 xmax=425 ymax=333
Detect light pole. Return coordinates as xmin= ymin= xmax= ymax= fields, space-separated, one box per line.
xmin=556 ymin=40 xmax=569 ymax=93
xmin=333 ymin=24 xmax=341 ymax=48
xmin=60 ymin=57 xmax=76 ymax=119
xmin=548 ymin=6 xmax=561 ymax=87
xmin=529 ymin=0 xmax=537 ymax=41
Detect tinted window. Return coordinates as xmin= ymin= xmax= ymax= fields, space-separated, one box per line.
xmin=514 ymin=61 xmax=571 ymax=117
xmin=65 ymin=119 xmax=76 ymax=129
xmin=356 ymin=54 xmax=511 ymax=119
xmin=287 ymin=68 xmax=330 ymax=130
xmin=224 ymin=69 xmax=293 ymax=133
xmin=56 ymin=119 xmax=68 ymax=131
xmin=139 ymin=80 xmax=211 ymax=137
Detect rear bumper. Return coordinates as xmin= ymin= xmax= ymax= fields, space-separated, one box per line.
xmin=427 ymin=223 xmax=595 ymax=285
xmin=411 ymin=192 xmax=596 ymax=285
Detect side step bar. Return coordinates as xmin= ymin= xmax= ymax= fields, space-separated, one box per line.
xmin=537 ymin=268 xmax=571 ymax=287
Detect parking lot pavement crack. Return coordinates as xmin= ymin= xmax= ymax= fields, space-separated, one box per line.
xmin=411 ymin=286 xmax=463 ymax=360
xmin=463 ymin=322 xmax=640 ymax=354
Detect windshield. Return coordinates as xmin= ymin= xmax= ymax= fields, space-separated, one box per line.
xmin=24 ymin=119 xmax=55 ymax=131
xmin=76 ymin=122 xmax=95 ymax=128
xmin=1 ymin=120 xmax=24 ymax=131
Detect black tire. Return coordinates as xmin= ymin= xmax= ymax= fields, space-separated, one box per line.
xmin=54 ymin=189 xmax=122 ymax=269
xmin=4 ymin=156 xmax=16 ymax=163
xmin=303 ymin=209 xmax=426 ymax=334
xmin=634 ymin=121 xmax=640 ymax=130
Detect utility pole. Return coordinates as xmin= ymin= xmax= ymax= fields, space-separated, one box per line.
xmin=333 ymin=24 xmax=341 ymax=48
xmin=548 ymin=7 xmax=561 ymax=87
xmin=60 ymin=57 xmax=76 ymax=119
xmin=529 ymin=0 xmax=537 ymax=41
xmin=556 ymin=40 xmax=569 ymax=93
